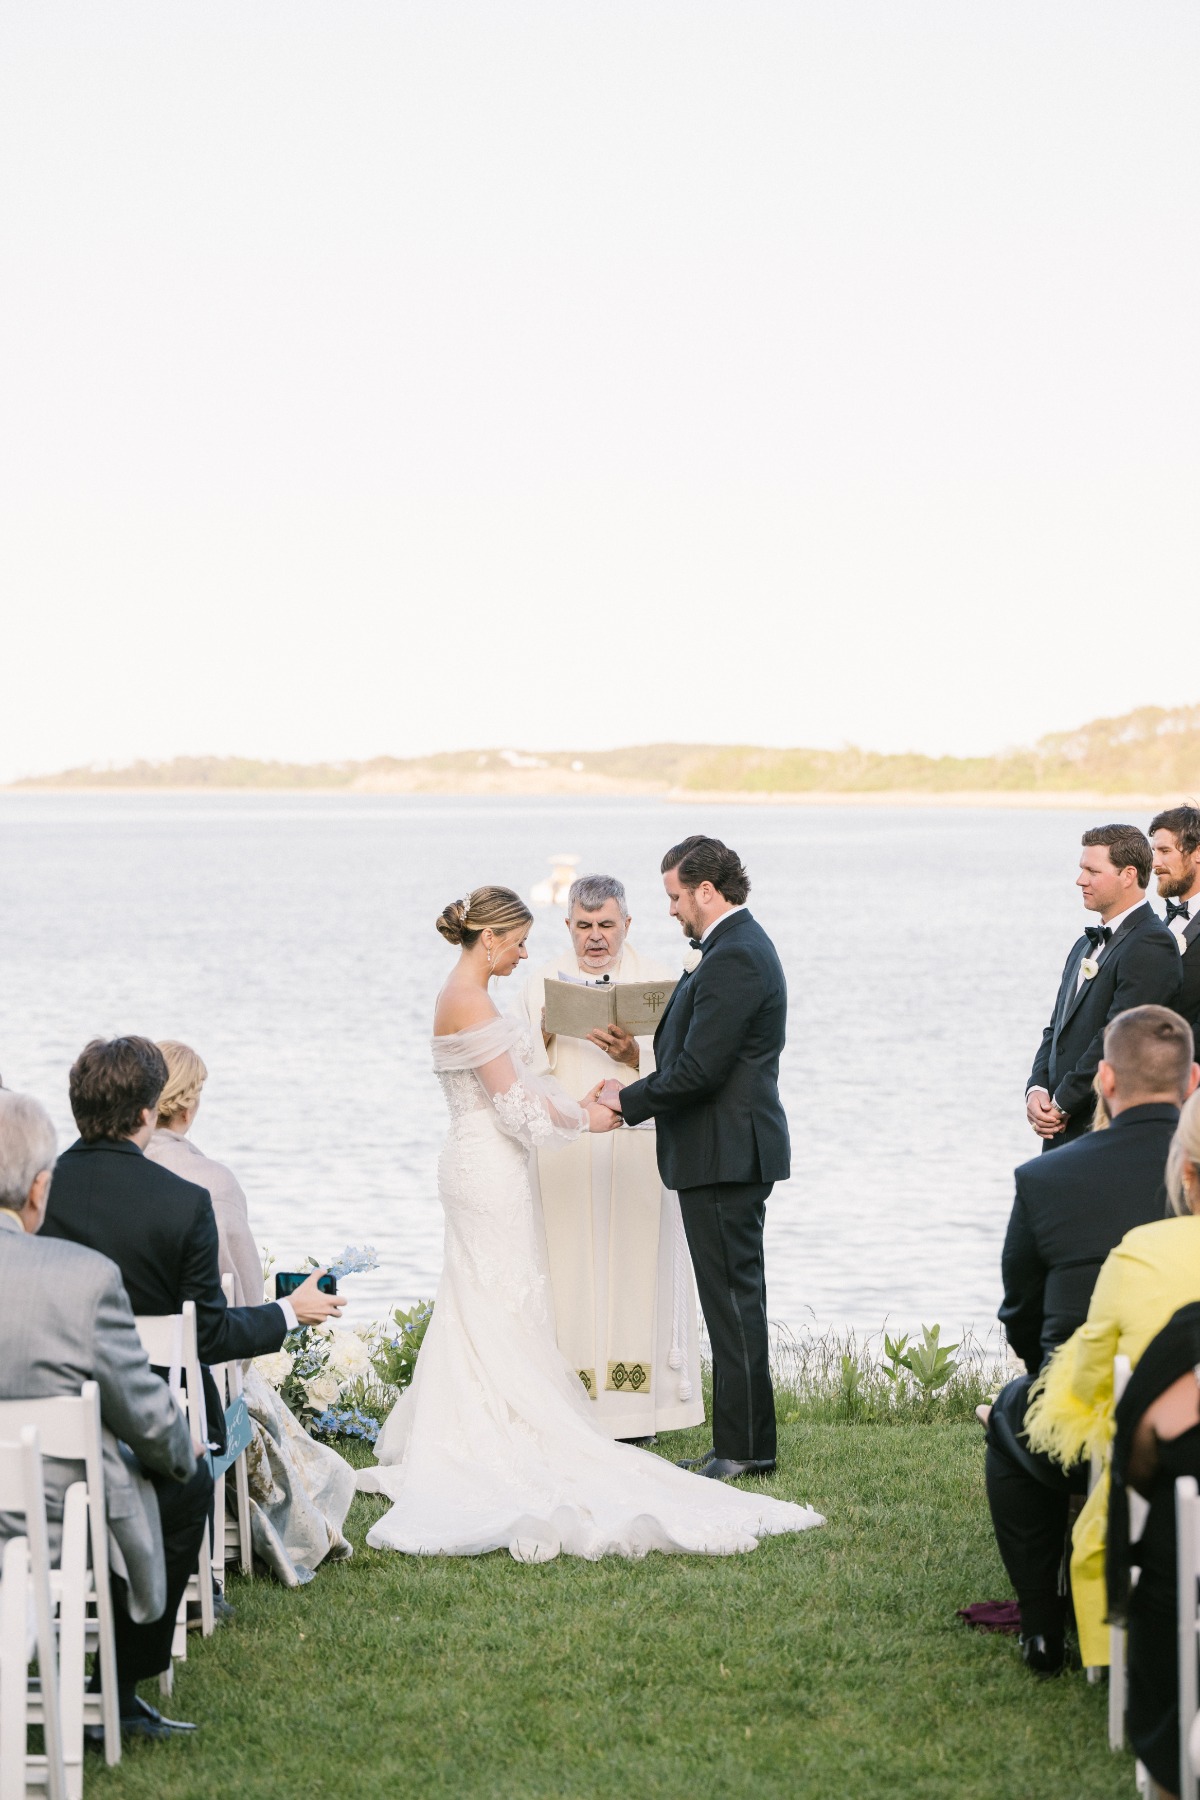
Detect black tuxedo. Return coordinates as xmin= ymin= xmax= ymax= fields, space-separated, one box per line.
xmin=986 ymin=1103 xmax=1178 ymax=1643
xmin=621 ymin=909 xmax=790 ymax=1462
xmin=42 ymin=1137 xmax=288 ymax=1438
xmin=620 ymin=909 xmax=790 ymax=1188
xmin=1028 ymin=902 xmax=1182 ymax=1147
xmin=1174 ymin=911 xmax=1200 ymax=1059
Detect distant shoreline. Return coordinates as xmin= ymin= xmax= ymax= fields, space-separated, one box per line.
xmin=1 ymin=783 xmax=1181 ymax=811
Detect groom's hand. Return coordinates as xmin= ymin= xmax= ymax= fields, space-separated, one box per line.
xmin=588 ymin=1024 xmax=640 ymax=1070
xmin=597 ymin=1079 xmax=624 ymax=1113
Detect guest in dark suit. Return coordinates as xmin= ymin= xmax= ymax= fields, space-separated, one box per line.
xmin=40 ymin=1037 xmax=345 ymax=1615
xmin=988 ymin=1005 xmax=1198 ymax=1674
xmin=1027 ymin=823 xmax=1183 ymax=1150
xmin=610 ymin=837 xmax=789 ymax=1481
xmin=1151 ymin=803 xmax=1200 ymax=1059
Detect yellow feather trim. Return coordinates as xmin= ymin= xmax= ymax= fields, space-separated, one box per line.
xmin=1024 ymin=1339 xmax=1115 ymax=1468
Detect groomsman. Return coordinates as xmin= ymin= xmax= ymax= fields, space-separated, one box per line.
xmin=1027 ymin=824 xmax=1182 ymax=1149
xmin=1150 ymin=804 xmax=1200 ymax=1057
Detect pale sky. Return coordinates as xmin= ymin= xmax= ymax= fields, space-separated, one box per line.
xmin=1 ymin=2 xmax=1196 ymax=781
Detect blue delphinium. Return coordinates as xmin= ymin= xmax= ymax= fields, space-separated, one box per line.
xmin=309 ymin=1405 xmax=380 ymax=1444
xmin=326 ymin=1245 xmax=380 ymax=1280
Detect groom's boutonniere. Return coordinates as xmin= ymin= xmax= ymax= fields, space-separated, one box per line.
xmin=1080 ymin=957 xmax=1099 ymax=981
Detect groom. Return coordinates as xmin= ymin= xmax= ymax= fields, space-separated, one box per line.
xmin=606 ymin=835 xmax=789 ymax=1480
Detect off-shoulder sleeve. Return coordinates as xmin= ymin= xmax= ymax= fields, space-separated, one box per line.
xmin=432 ymin=1017 xmax=588 ymax=1150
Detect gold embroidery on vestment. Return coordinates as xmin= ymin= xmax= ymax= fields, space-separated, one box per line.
xmin=606 ymin=1360 xmax=650 ymax=1393
xmin=577 ymin=1368 xmax=596 ymax=1397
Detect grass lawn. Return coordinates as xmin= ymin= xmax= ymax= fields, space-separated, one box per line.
xmin=86 ymin=1421 xmax=1131 ymax=1800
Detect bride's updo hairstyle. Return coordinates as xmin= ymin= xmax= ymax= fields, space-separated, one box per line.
xmin=436 ymin=885 xmax=533 ymax=949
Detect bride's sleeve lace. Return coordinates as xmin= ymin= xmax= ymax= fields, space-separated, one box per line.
xmin=474 ymin=1050 xmax=589 ymax=1149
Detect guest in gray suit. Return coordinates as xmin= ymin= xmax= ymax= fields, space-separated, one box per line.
xmin=0 ymin=1088 xmax=211 ymax=1743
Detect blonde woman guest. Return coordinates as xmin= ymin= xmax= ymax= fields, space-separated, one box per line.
xmin=1026 ymin=1081 xmax=1200 ymax=1666
xmin=147 ymin=1041 xmax=356 ymax=1586
xmin=146 ymin=1043 xmax=263 ymax=1307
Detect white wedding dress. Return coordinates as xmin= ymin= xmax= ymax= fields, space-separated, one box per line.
xmin=357 ymin=1017 xmax=824 ymax=1561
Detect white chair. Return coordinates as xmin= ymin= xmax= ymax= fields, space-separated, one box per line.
xmin=131 ymin=1301 xmax=214 ymax=1692
xmin=1108 ymin=1355 xmax=1148 ymax=1751
xmin=214 ymin=1275 xmax=253 ymax=1582
xmin=1177 ymin=1474 xmax=1200 ymax=1800
xmin=0 ymin=1385 xmax=121 ymax=1785
xmin=0 ymin=1428 xmax=66 ymax=1800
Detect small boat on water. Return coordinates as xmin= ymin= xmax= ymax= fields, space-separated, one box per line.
xmin=530 ymin=853 xmax=580 ymax=908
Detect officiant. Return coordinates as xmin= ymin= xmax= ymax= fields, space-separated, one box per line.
xmin=520 ymin=874 xmax=705 ymax=1440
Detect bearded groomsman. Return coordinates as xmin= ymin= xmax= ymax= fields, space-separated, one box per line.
xmin=1150 ymin=804 xmax=1200 ymax=1057
xmin=1027 ymin=823 xmax=1182 ymax=1149
xmin=521 ymin=875 xmax=705 ymax=1441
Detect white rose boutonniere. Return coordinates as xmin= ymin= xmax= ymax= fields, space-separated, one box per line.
xmin=1080 ymin=957 xmax=1099 ymax=980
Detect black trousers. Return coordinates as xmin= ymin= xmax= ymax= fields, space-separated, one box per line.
xmin=984 ymin=1374 xmax=1087 ymax=1639
xmin=677 ymin=1182 xmax=776 ymax=1463
xmin=110 ymin=1460 xmax=214 ymax=1688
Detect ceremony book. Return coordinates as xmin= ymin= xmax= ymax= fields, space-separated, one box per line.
xmin=543 ymin=975 xmax=679 ymax=1039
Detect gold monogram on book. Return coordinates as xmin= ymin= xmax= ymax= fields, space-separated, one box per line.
xmin=543 ymin=978 xmax=678 ymax=1039
xmin=606 ymin=1360 xmax=650 ymax=1393
xmin=577 ymin=1368 xmax=597 ymax=1397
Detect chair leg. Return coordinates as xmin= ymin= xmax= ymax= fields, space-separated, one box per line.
xmin=1108 ymin=1622 xmax=1127 ymax=1750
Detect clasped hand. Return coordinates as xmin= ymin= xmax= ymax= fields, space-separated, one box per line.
xmin=583 ymin=1080 xmax=626 ymax=1133
xmin=1026 ymin=1087 xmax=1067 ymax=1139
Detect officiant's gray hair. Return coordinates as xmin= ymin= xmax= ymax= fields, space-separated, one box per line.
xmin=568 ymin=875 xmax=629 ymax=918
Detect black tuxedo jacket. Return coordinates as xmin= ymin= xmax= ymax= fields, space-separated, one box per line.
xmin=41 ymin=1138 xmax=287 ymax=1371
xmin=1176 ymin=913 xmax=1200 ymax=1059
xmin=998 ymin=1101 xmax=1177 ymax=1373
xmin=619 ymin=909 xmax=790 ymax=1191
xmin=1028 ymin=903 xmax=1182 ymax=1138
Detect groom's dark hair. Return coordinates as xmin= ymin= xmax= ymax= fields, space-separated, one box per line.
xmin=661 ymin=836 xmax=750 ymax=904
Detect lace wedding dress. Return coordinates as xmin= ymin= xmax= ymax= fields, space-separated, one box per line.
xmin=357 ymin=1017 xmax=823 ymax=1560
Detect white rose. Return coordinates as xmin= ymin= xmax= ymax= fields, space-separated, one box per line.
xmin=325 ymin=1330 xmax=373 ymax=1383
xmin=255 ymin=1349 xmax=294 ymax=1388
xmin=303 ymin=1372 xmax=341 ymax=1409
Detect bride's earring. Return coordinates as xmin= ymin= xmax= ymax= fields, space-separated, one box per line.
xmin=486 ymin=940 xmax=493 ymax=967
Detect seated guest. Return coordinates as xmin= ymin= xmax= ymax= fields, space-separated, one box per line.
xmin=986 ymin=1004 xmax=1197 ymax=1675
xmin=145 ymin=1041 xmax=263 ymax=1306
xmin=147 ymin=1039 xmax=357 ymax=1584
xmin=1106 ymin=1301 xmax=1200 ymax=1800
xmin=0 ymin=1089 xmax=209 ymax=1741
xmin=1025 ymin=1085 xmax=1200 ymax=1672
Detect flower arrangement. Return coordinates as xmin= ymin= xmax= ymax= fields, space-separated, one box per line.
xmin=255 ymin=1245 xmax=389 ymax=1435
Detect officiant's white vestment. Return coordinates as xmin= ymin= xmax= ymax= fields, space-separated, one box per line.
xmin=520 ymin=940 xmax=705 ymax=1437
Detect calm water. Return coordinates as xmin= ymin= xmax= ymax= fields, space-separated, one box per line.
xmin=0 ymin=793 xmax=1108 ymax=1343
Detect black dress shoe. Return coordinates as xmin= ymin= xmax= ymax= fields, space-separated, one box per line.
xmin=85 ymin=1698 xmax=198 ymax=1747
xmin=676 ymin=1447 xmax=718 ymax=1469
xmin=699 ymin=1456 xmax=777 ymax=1481
xmin=1019 ymin=1633 xmax=1065 ymax=1677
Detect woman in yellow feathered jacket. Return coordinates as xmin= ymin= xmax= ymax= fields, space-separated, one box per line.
xmin=1025 ymin=1088 xmax=1200 ymax=1666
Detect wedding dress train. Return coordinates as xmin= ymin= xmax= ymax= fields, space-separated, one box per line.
xmin=357 ymin=1018 xmax=824 ymax=1560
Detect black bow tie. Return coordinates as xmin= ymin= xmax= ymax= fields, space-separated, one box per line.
xmin=1167 ymin=900 xmax=1192 ymax=925
xmin=1084 ymin=924 xmax=1113 ymax=950
xmin=689 ymin=938 xmax=703 ymax=951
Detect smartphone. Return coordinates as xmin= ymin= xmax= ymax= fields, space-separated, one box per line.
xmin=274 ymin=1271 xmax=338 ymax=1299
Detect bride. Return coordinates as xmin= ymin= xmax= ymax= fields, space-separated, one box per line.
xmin=357 ymin=885 xmax=824 ymax=1560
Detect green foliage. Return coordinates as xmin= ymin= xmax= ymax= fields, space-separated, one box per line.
xmin=367 ymin=1300 xmax=435 ymax=1395
xmin=897 ymin=1324 xmax=960 ymax=1395
xmin=775 ymin=1322 xmax=999 ymax=1426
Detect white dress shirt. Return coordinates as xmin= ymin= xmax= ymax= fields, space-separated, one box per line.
xmin=699 ymin=903 xmax=748 ymax=945
xmin=1165 ymin=893 xmax=1200 ymax=953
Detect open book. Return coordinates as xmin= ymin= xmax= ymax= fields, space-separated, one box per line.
xmin=543 ymin=975 xmax=679 ymax=1039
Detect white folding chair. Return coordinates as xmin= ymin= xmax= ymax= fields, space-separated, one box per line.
xmin=0 ymin=1429 xmax=66 ymax=1800
xmin=1108 ymin=1355 xmax=1148 ymax=1751
xmin=1177 ymin=1474 xmax=1200 ymax=1800
xmin=0 ymin=1385 xmax=120 ymax=1785
xmin=214 ymin=1275 xmax=253 ymax=1581
xmin=131 ymin=1301 xmax=214 ymax=1692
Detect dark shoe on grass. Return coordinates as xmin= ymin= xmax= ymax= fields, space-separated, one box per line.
xmin=676 ymin=1447 xmax=717 ymax=1469
xmin=699 ymin=1457 xmax=777 ymax=1481
xmin=1019 ymin=1633 xmax=1065 ymax=1677
xmin=85 ymin=1697 xmax=199 ymax=1746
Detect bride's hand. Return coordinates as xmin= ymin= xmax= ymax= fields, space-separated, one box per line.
xmin=583 ymin=1082 xmax=622 ymax=1133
